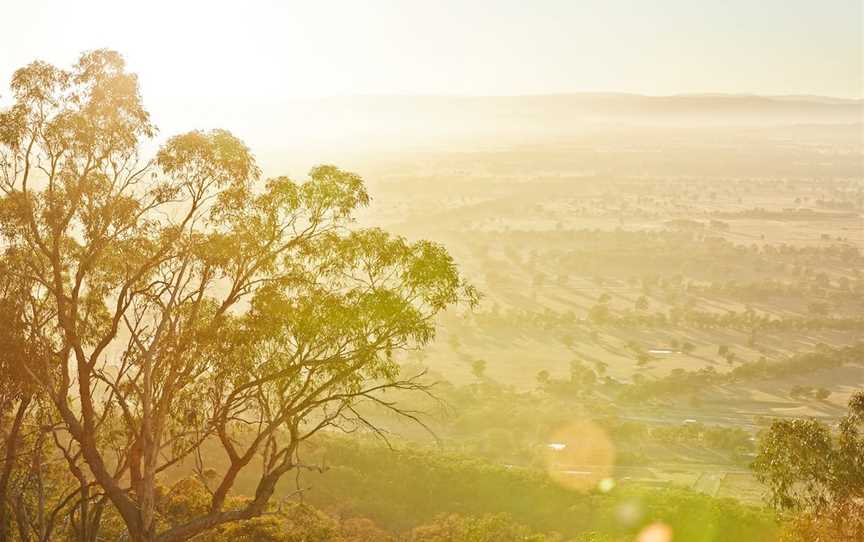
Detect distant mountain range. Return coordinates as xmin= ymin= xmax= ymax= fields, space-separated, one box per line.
xmin=299 ymin=93 xmax=863 ymax=124
xmin=154 ymin=93 xmax=863 ymax=154
xmin=668 ymin=93 xmax=860 ymax=105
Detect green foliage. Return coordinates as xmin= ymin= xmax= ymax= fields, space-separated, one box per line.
xmin=0 ymin=50 xmax=477 ymax=542
xmin=471 ymin=359 xmax=488 ymax=380
xmin=409 ymin=513 xmax=558 ymax=542
xmin=752 ymin=392 xmax=864 ymax=540
xmin=209 ymin=504 xmax=340 ymax=542
xmin=297 ymin=437 xmax=777 ymax=542
xmin=623 ymin=343 xmax=864 ymax=400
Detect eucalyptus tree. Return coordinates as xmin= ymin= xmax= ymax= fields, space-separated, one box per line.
xmin=0 ymin=248 xmax=41 ymax=541
xmin=0 ymin=50 xmax=477 ymax=542
xmin=753 ymin=392 xmax=864 ymax=541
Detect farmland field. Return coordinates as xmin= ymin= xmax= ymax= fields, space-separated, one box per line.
xmin=259 ymin=119 xmax=864 ymax=507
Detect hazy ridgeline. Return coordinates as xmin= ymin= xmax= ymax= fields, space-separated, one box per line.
xmin=0 ymin=48 xmax=863 ymax=542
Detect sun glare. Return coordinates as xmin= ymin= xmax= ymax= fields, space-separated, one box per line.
xmin=0 ymin=2 xmax=862 ymax=541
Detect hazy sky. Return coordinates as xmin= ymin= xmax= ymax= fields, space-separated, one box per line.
xmin=1 ymin=0 xmax=862 ymax=100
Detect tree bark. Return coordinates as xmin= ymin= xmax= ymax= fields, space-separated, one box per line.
xmin=0 ymin=396 xmax=31 ymax=542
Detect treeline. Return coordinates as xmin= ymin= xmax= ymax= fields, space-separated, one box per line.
xmin=689 ymin=278 xmax=864 ymax=305
xmin=596 ymin=417 xmax=753 ymax=460
xmin=476 ymin=229 xmax=864 ymax=274
xmin=471 ymin=303 xmax=864 ymax=333
xmin=83 ymin=478 xmax=562 ymax=541
xmin=592 ymin=308 xmax=864 ymax=332
xmin=713 ymin=208 xmax=860 ymax=221
xmin=621 ymin=343 xmax=864 ymax=400
xmin=389 ymin=370 xmax=760 ymax=466
xmin=293 ymin=437 xmax=776 ymax=542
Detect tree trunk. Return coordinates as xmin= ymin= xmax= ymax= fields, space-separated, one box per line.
xmin=0 ymin=396 xmax=30 ymax=542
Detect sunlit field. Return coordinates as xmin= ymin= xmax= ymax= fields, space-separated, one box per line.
xmin=1 ymin=2 xmax=862 ymax=541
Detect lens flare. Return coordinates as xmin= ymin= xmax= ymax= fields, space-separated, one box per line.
xmin=615 ymin=500 xmax=644 ymax=527
xmin=598 ymin=477 xmax=616 ymax=492
xmin=543 ymin=420 xmax=616 ymax=491
xmin=636 ymin=523 xmax=673 ymax=542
